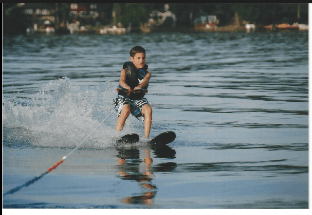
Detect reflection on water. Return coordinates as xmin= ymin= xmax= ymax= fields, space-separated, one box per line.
xmin=117 ymin=148 xmax=156 ymax=205
xmin=115 ymin=144 xmax=176 ymax=205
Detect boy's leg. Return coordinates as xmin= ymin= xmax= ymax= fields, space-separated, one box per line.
xmin=142 ymin=104 xmax=152 ymax=139
xmin=116 ymin=104 xmax=130 ymax=132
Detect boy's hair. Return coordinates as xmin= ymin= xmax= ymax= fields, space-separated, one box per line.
xmin=130 ymin=46 xmax=146 ymax=57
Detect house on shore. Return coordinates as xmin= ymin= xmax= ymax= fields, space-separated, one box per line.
xmin=23 ymin=3 xmax=56 ymax=33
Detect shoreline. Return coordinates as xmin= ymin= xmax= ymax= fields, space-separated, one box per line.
xmin=4 ymin=24 xmax=308 ymax=37
xmin=53 ymin=24 xmax=309 ymax=35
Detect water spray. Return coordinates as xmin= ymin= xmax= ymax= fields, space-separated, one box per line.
xmin=4 ymin=111 xmax=113 ymax=196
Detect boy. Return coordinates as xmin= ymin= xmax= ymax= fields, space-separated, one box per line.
xmin=114 ymin=46 xmax=152 ymax=139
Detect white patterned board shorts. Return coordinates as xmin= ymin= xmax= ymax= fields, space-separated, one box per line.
xmin=114 ymin=95 xmax=150 ymax=121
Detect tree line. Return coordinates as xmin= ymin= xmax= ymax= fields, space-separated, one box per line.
xmin=68 ymin=3 xmax=309 ymax=27
xmin=3 ymin=3 xmax=309 ymax=35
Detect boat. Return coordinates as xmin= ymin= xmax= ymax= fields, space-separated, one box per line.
xmin=262 ymin=24 xmax=273 ymax=31
xmin=276 ymin=23 xmax=299 ymax=31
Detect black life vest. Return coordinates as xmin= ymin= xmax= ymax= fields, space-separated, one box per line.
xmin=118 ymin=61 xmax=148 ymax=100
xmin=123 ymin=61 xmax=148 ymax=89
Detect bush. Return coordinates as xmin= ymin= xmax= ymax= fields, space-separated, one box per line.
xmin=4 ymin=5 xmax=32 ymax=35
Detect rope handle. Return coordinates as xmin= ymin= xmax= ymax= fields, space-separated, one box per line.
xmin=116 ymin=87 xmax=148 ymax=94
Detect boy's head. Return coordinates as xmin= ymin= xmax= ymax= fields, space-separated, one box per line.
xmin=130 ymin=46 xmax=145 ymax=57
xmin=130 ymin=46 xmax=146 ymax=69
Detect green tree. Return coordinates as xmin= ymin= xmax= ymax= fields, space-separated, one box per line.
xmin=169 ymin=3 xmax=193 ymax=27
xmin=298 ymin=3 xmax=309 ymax=24
xmin=121 ymin=3 xmax=148 ymax=28
xmin=96 ymin=3 xmax=114 ymax=25
xmin=4 ymin=4 xmax=32 ymax=35
xmin=111 ymin=3 xmax=123 ymax=26
xmin=212 ymin=3 xmax=234 ymax=26
xmin=58 ymin=3 xmax=70 ymax=26
xmin=230 ymin=3 xmax=308 ymax=25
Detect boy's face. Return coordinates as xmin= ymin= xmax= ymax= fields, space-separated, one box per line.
xmin=130 ymin=52 xmax=146 ymax=69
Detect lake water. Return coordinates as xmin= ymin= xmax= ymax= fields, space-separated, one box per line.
xmin=2 ymin=31 xmax=309 ymax=209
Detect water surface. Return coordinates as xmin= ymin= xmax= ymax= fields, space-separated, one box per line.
xmin=3 ymin=31 xmax=309 ymax=209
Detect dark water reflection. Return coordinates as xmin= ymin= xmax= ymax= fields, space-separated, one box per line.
xmin=175 ymin=161 xmax=308 ymax=174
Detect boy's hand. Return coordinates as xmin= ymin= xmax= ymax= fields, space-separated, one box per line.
xmin=133 ymin=86 xmax=142 ymax=91
xmin=133 ymin=86 xmax=148 ymax=94
xmin=116 ymin=87 xmax=147 ymax=96
xmin=121 ymin=86 xmax=131 ymax=96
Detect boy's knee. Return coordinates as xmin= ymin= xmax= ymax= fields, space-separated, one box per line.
xmin=148 ymin=106 xmax=152 ymax=115
xmin=143 ymin=105 xmax=152 ymax=116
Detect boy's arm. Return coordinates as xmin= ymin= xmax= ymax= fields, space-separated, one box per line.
xmin=134 ymin=72 xmax=151 ymax=90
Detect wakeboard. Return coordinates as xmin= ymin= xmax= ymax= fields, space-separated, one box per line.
xmin=116 ymin=133 xmax=139 ymax=144
xmin=147 ymin=131 xmax=176 ymax=146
